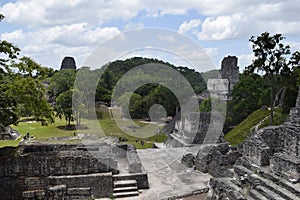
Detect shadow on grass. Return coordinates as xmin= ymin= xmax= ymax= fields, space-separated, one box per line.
xmin=57 ymin=125 xmax=89 ymax=130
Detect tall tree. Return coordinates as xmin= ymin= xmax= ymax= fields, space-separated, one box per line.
xmin=0 ymin=14 xmax=20 ymax=128
xmin=55 ymin=90 xmax=73 ymax=127
xmin=246 ymin=32 xmax=291 ymax=125
xmin=49 ymin=69 xmax=76 ymax=98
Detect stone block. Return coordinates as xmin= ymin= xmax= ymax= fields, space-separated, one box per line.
xmin=270 ymin=153 xmax=300 ymax=183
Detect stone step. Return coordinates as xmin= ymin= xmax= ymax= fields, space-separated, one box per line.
xmin=67 ymin=187 xmax=91 ymax=196
xmin=113 ymin=186 xmax=138 ymax=193
xmin=235 ymin=165 xmax=300 ymax=200
xmin=249 ymin=189 xmax=268 ymax=200
xmin=114 ymin=180 xmax=137 ymax=188
xmin=259 ymin=168 xmax=300 ymax=197
xmin=255 ymin=185 xmax=285 ymax=200
xmin=22 ymin=190 xmax=45 ymax=199
xmin=113 ymin=191 xmax=139 ymax=198
xmin=113 ymin=173 xmax=138 ymax=181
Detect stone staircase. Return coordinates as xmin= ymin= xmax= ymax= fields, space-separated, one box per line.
xmin=210 ymin=163 xmax=300 ymax=200
xmin=234 ymin=165 xmax=300 ymax=200
xmin=112 ymin=174 xmax=139 ymax=199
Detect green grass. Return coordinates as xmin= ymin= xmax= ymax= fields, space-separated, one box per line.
xmin=0 ymin=117 xmax=76 ymax=148
xmin=12 ymin=117 xmax=76 ymax=138
xmin=225 ymin=107 xmax=287 ymax=146
xmin=96 ymin=118 xmax=166 ymax=149
xmin=0 ymin=137 xmax=22 ymax=148
xmin=1 ymin=116 xmax=167 ymax=149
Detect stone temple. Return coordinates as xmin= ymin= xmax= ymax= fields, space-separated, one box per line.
xmin=165 ymin=56 xmax=239 ymax=148
xmin=60 ymin=57 xmax=76 ymax=70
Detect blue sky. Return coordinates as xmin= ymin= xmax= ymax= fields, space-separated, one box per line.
xmin=1 ymin=0 xmax=300 ymax=72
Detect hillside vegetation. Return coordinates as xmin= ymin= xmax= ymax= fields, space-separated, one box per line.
xmin=225 ymin=107 xmax=288 ymax=146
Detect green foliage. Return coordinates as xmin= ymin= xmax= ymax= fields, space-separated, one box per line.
xmin=95 ymin=57 xmax=205 ymax=119
xmin=72 ymin=88 xmax=87 ymax=126
xmin=0 ymin=15 xmax=53 ymax=127
xmin=225 ymin=108 xmax=286 ymax=146
xmin=199 ymin=97 xmax=227 ymax=113
xmin=258 ymin=108 xmax=288 ymax=129
xmin=225 ymin=74 xmax=269 ymax=129
xmin=49 ymin=69 xmax=77 ymax=97
xmin=201 ymin=69 xmax=220 ymax=82
xmin=246 ymin=32 xmax=291 ymax=125
xmin=56 ymin=90 xmax=73 ymax=127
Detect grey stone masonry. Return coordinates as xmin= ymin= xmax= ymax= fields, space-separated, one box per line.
xmin=0 ymin=142 xmax=118 ymax=199
xmin=207 ymin=87 xmax=300 ymax=199
xmin=165 ymin=112 xmax=225 ymax=147
xmin=220 ymin=55 xmax=239 ymax=93
xmin=195 ymin=143 xmax=241 ymax=178
xmin=127 ymin=145 xmax=143 ymax=174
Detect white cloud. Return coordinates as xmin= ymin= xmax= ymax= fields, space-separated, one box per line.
xmin=123 ymin=23 xmax=144 ymax=31
xmin=178 ymin=19 xmax=201 ymax=35
xmin=0 ymin=0 xmax=143 ymax=27
xmin=237 ymin=54 xmax=255 ymax=71
xmin=174 ymin=45 xmax=216 ymax=72
xmin=1 ymin=23 xmax=121 ymax=69
xmin=1 ymin=0 xmax=300 ymax=69
xmin=158 ymin=35 xmax=176 ymax=43
xmin=196 ymin=13 xmax=249 ymax=40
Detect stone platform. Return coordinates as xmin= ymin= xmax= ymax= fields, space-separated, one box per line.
xmin=106 ymin=145 xmax=211 ymax=200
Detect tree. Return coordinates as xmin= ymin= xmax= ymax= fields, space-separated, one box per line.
xmin=55 ymin=90 xmax=73 ymax=127
xmin=49 ymin=69 xmax=76 ymax=98
xmin=225 ymin=73 xmax=269 ymax=129
xmin=290 ymin=51 xmax=300 ymax=85
xmin=72 ymin=88 xmax=87 ymax=126
xmin=0 ymin=14 xmax=20 ymax=128
xmin=246 ymin=32 xmax=291 ymax=125
xmin=6 ymin=57 xmax=54 ymax=125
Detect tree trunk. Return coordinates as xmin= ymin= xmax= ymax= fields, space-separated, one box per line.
xmin=68 ymin=117 xmax=71 ymax=127
xmin=269 ymin=74 xmax=275 ymax=125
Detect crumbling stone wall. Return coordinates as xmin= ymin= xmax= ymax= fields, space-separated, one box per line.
xmin=195 ymin=143 xmax=241 ymax=178
xmin=220 ymin=55 xmax=239 ymax=93
xmin=0 ymin=143 xmax=117 ymax=199
xmin=207 ymin=87 xmax=300 ymax=199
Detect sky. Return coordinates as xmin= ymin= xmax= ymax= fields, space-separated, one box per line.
xmin=1 ymin=0 xmax=300 ymax=72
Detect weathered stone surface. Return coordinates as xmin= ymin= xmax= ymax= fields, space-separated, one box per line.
xmin=207 ymin=87 xmax=300 ymax=199
xmin=195 ymin=143 xmax=241 ymax=178
xmin=181 ymin=153 xmax=195 ymax=168
xmin=220 ymin=55 xmax=239 ymax=93
xmin=0 ymin=126 xmax=20 ymax=140
xmin=165 ymin=56 xmax=239 ymax=148
xmin=165 ymin=112 xmax=225 ymax=147
xmin=48 ymin=173 xmax=112 ymax=198
xmin=0 ymin=142 xmax=130 ymax=199
xmin=270 ymin=152 xmax=300 ymax=183
xmin=60 ymin=56 xmax=76 ymax=70
xmin=127 ymin=145 xmax=142 ymax=173
xmin=47 ymin=185 xmax=67 ymax=200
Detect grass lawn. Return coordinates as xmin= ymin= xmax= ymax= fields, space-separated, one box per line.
xmin=80 ymin=118 xmax=167 ymax=149
xmin=1 ymin=116 xmax=167 ymax=149
xmin=0 ymin=117 xmax=78 ymax=148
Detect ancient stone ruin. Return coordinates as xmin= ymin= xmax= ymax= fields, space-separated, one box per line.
xmin=60 ymin=56 xmax=76 ymax=70
xmin=0 ymin=126 xmax=21 ymax=140
xmin=0 ymin=139 xmax=149 ymax=199
xmin=165 ymin=56 xmax=239 ymax=148
xmin=220 ymin=55 xmax=239 ymax=94
xmin=204 ymin=87 xmax=300 ymax=199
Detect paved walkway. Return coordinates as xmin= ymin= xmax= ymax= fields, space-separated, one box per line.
xmin=120 ymin=145 xmax=211 ymax=200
